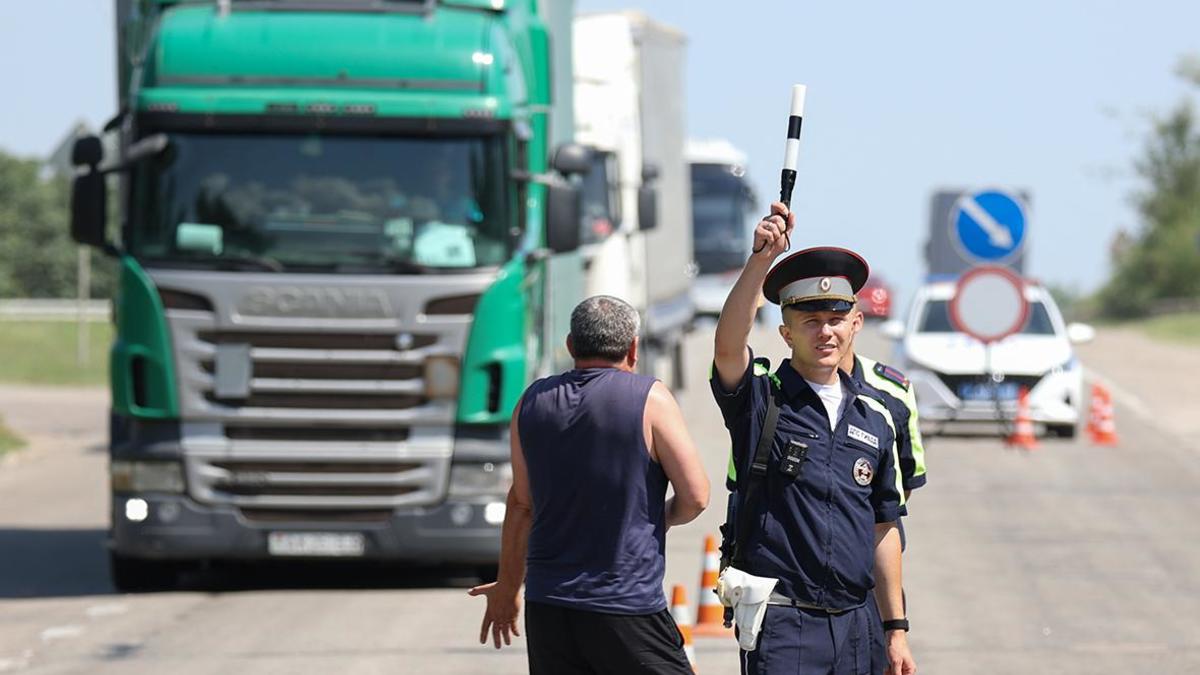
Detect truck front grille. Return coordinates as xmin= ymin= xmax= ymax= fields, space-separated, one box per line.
xmin=206 ymin=392 xmax=427 ymax=410
xmin=189 ymin=456 xmax=442 ymax=508
xmin=224 ymin=426 xmax=411 ymax=442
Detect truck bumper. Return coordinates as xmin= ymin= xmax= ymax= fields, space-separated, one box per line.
xmin=110 ymin=494 xmax=502 ymax=564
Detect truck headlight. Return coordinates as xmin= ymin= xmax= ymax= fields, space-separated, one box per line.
xmin=448 ymin=462 xmax=512 ymax=498
xmin=111 ymin=460 xmax=186 ymax=493
xmin=424 ymin=356 xmax=460 ymax=400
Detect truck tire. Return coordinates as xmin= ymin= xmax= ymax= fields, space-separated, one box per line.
xmin=476 ymin=564 xmax=499 ymax=583
xmin=109 ymin=552 xmax=181 ymax=593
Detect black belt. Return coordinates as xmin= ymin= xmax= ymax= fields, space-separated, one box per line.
xmin=767 ymin=592 xmax=865 ymax=615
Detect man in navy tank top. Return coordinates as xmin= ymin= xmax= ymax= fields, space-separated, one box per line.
xmin=470 ymin=295 xmax=710 ymax=674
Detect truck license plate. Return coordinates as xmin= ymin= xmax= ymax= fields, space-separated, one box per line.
xmin=267 ymin=532 xmax=365 ymax=558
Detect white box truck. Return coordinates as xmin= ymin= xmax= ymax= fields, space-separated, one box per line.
xmin=573 ymin=11 xmax=695 ymax=387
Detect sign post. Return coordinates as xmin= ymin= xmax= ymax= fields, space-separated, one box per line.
xmin=949 ymin=265 xmax=1030 ymax=427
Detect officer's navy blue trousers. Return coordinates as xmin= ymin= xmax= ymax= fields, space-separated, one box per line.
xmin=739 ymin=595 xmax=886 ymax=675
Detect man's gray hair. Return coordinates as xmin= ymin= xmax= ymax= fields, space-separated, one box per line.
xmin=569 ymin=295 xmax=640 ymax=361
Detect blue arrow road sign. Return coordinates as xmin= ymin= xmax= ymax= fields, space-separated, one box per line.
xmin=951 ymin=189 xmax=1026 ymax=262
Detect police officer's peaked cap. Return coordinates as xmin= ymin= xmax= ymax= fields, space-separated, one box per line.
xmin=763 ymin=246 xmax=870 ymax=311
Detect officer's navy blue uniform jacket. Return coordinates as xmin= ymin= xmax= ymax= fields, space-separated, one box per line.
xmin=712 ymin=352 xmax=906 ymax=611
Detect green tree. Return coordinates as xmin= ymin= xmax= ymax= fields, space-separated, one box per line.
xmin=1099 ymin=65 xmax=1200 ymax=318
xmin=0 ymin=149 xmax=116 ymax=298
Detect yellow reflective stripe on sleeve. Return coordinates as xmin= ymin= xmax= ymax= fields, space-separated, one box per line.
xmin=856 ymin=394 xmax=905 ymax=507
xmin=727 ymin=450 xmax=737 ymax=483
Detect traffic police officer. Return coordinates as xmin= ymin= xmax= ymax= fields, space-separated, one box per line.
xmin=713 ymin=202 xmax=916 ymax=675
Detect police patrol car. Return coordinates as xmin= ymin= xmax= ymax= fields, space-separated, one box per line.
xmin=881 ymin=278 xmax=1095 ymax=438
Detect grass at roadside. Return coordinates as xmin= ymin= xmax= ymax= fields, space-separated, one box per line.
xmin=0 ymin=415 xmax=25 ymax=454
xmin=1140 ymin=312 xmax=1200 ymax=346
xmin=0 ymin=320 xmax=112 ymax=385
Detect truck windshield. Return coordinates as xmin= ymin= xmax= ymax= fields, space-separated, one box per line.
xmin=918 ymin=299 xmax=1057 ymax=335
xmin=691 ymin=164 xmax=753 ymax=275
xmin=128 ymin=132 xmax=511 ymax=272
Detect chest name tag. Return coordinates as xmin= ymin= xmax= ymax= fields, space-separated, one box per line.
xmin=847 ymin=425 xmax=879 ymax=449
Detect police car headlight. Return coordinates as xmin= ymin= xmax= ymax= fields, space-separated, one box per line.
xmin=448 ymin=462 xmax=513 ymax=498
xmin=111 ymin=460 xmax=185 ymax=493
xmin=424 ymin=356 xmax=460 ymax=400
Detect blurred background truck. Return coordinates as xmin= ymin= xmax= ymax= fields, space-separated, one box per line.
xmin=685 ymin=138 xmax=758 ymax=319
xmin=572 ymin=10 xmax=695 ymax=388
xmin=72 ymin=0 xmax=592 ymax=591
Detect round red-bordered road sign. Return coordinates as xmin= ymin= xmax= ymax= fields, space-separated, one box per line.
xmin=949 ymin=265 xmax=1029 ymax=344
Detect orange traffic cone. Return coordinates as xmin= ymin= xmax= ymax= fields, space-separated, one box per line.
xmin=694 ymin=535 xmax=732 ymax=637
xmin=670 ymin=584 xmax=698 ymax=672
xmin=1007 ymin=386 xmax=1038 ymax=450
xmin=1088 ymin=383 xmax=1119 ymax=446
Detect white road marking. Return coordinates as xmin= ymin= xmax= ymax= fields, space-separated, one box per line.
xmin=39 ymin=625 xmax=84 ymax=643
xmin=85 ymin=603 xmax=129 ymax=619
xmin=959 ymin=197 xmax=1014 ymax=248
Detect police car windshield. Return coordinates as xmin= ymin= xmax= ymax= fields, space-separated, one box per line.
xmin=127 ymin=132 xmax=511 ymax=273
xmin=918 ymin=299 xmax=1056 ymax=335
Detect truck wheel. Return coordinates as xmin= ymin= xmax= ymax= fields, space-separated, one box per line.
xmin=475 ymin=564 xmax=499 ymax=584
xmin=109 ymin=552 xmax=180 ymax=593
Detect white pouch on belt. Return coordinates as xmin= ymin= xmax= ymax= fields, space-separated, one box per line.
xmin=715 ymin=566 xmax=779 ymax=651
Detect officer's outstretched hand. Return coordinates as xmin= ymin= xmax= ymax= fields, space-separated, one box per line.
xmin=468 ymin=581 xmax=522 ymax=650
xmin=752 ymin=201 xmax=795 ymax=260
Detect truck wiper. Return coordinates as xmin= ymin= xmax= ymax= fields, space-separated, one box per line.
xmin=210 ymin=255 xmax=284 ymax=272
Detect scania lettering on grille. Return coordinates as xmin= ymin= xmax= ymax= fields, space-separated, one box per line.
xmin=238 ymin=287 xmax=394 ymax=318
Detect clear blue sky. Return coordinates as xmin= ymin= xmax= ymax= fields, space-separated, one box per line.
xmin=3 ymin=0 xmax=1197 ymax=306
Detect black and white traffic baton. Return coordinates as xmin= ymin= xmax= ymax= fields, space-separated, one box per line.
xmin=755 ymin=84 xmax=806 ymax=253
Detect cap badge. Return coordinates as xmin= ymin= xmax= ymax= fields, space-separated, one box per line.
xmin=853 ymin=457 xmax=874 ymax=486
xmin=819 ymin=277 xmax=832 ymax=292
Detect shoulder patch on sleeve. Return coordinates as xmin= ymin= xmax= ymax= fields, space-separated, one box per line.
xmin=873 ymin=362 xmax=910 ymax=392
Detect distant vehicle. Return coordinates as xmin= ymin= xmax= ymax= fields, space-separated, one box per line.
xmin=686 ymin=139 xmax=758 ymax=318
xmin=881 ymin=279 xmax=1095 ymax=437
xmin=574 ymin=11 xmax=695 ymax=387
xmin=858 ymin=276 xmax=892 ymax=319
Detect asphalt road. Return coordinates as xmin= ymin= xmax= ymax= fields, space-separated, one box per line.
xmin=2 ymin=324 xmax=1199 ymax=673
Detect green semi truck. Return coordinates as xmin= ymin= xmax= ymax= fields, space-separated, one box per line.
xmin=70 ymin=0 xmax=587 ymax=590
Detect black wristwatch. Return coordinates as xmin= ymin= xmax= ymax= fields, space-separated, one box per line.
xmin=882 ymin=618 xmax=910 ymax=632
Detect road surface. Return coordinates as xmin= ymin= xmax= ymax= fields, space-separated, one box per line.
xmin=1 ymin=324 xmax=1199 ymax=673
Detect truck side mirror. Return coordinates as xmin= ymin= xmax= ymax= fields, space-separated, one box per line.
xmin=551 ymin=143 xmax=593 ymax=176
xmin=637 ymin=186 xmax=658 ymax=232
xmin=70 ymin=135 xmax=108 ymax=249
xmin=544 ymin=175 xmax=582 ymax=253
xmin=638 ymin=161 xmax=660 ymax=231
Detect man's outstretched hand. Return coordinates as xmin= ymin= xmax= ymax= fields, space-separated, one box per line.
xmin=468 ymin=581 xmax=522 ymax=650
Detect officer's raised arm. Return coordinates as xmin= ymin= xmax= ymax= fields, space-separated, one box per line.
xmin=713 ymin=201 xmax=795 ymax=391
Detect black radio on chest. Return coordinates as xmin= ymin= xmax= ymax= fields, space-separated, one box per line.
xmin=779 ymin=439 xmax=809 ymax=478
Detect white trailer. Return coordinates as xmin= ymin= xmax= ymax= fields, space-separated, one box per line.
xmin=573 ymin=11 xmax=694 ymax=386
